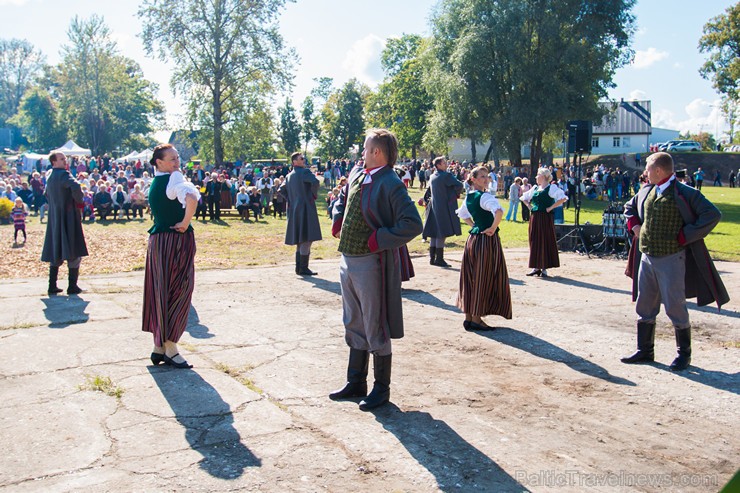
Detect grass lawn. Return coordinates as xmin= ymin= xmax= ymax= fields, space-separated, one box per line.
xmin=2 ymin=183 xmax=738 ymax=279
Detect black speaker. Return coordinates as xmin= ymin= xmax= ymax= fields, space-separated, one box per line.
xmin=567 ymin=120 xmax=592 ymax=153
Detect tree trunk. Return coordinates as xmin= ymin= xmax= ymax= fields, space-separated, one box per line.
xmin=412 ymin=145 xmax=417 ymax=160
xmin=484 ymin=140 xmax=494 ymax=162
xmin=213 ymin=81 xmax=224 ymax=167
xmin=470 ymin=137 xmax=477 ymax=163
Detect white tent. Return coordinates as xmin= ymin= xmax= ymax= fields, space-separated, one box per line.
xmin=51 ymin=140 xmax=91 ymax=157
xmin=20 ymin=153 xmax=49 ymax=173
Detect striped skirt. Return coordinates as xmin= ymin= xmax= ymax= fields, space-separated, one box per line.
xmin=457 ymin=232 xmax=512 ymax=319
xmin=142 ymin=231 xmax=196 ymax=346
xmin=528 ymin=211 xmax=560 ymax=269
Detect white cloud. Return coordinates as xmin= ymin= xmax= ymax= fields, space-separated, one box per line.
xmin=632 ymin=47 xmax=669 ymax=69
xmin=652 ymin=98 xmax=727 ymax=137
xmin=342 ymin=34 xmax=386 ymax=86
xmin=628 ymin=89 xmax=648 ymax=101
xmin=0 ymin=0 xmax=29 ymax=5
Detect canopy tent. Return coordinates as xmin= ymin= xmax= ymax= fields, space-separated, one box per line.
xmin=51 ymin=140 xmax=91 ymax=157
xmin=119 ymin=149 xmax=153 ymax=163
xmin=20 ymin=153 xmax=49 ymax=173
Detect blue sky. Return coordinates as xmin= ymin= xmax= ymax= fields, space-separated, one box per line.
xmin=1 ymin=0 xmax=737 ymax=141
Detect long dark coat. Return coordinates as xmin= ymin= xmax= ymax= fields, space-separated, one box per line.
xmin=624 ymin=181 xmax=729 ymax=309
xmin=332 ymin=165 xmax=423 ymax=339
xmin=422 ymin=169 xmax=464 ymax=239
xmin=283 ymin=166 xmax=322 ymax=245
xmin=41 ymin=168 xmax=88 ymax=264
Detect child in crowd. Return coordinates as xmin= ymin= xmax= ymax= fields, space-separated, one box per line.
xmin=11 ymin=197 xmax=28 ymax=243
xmin=82 ymin=189 xmax=96 ymax=222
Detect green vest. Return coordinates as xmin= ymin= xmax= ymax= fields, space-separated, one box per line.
xmin=530 ymin=185 xmax=555 ymax=212
xmin=147 ymin=174 xmax=191 ymax=235
xmin=338 ymin=174 xmax=373 ymax=255
xmin=466 ymin=191 xmax=494 ymax=234
xmin=639 ymin=183 xmax=682 ymax=257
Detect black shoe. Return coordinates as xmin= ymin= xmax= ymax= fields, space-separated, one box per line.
xmin=620 ymin=350 xmax=654 ymax=364
xmin=526 ymin=269 xmax=541 ymax=276
xmin=463 ymin=320 xmax=472 ymax=331
xmin=298 ymin=254 xmax=317 ymax=276
xmin=150 ymin=352 xmax=165 ymax=365
xmin=163 ymin=353 xmax=193 ymax=369
xmin=67 ymin=268 xmax=82 ymax=294
xmin=433 ymin=247 xmax=450 ymax=267
xmin=329 ymin=382 xmax=368 ymax=400
xmin=330 ymin=348 xmax=369 ymax=399
xmin=48 ymin=266 xmax=63 ymax=295
xmin=669 ymin=328 xmax=691 ymax=371
xmin=359 ymin=384 xmax=390 ymax=411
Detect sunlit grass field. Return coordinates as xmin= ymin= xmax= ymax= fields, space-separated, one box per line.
xmin=2 ymin=183 xmax=738 ymax=279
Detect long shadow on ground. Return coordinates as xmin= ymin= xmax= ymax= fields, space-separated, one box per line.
xmin=474 ymin=328 xmax=635 ymax=386
xmin=42 ymin=295 xmax=90 ymax=328
xmin=652 ymin=362 xmax=739 ymax=395
xmin=372 ymin=403 xmax=530 ymax=492
xmin=148 ymin=367 xmax=260 ymax=478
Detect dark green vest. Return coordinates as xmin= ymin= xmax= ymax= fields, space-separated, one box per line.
xmin=338 ymin=174 xmax=373 ymax=255
xmin=465 ymin=191 xmax=494 ymax=234
xmin=147 ymin=174 xmax=191 ymax=235
xmin=639 ymin=183 xmax=682 ymax=257
xmin=530 ymin=185 xmax=555 ymax=212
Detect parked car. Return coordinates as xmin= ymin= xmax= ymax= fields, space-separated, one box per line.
xmin=658 ymin=140 xmax=682 ymax=151
xmin=667 ymin=141 xmax=702 ymax=152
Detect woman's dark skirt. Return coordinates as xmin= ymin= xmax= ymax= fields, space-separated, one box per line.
xmin=457 ymin=232 xmax=512 ymax=319
xmin=528 ymin=210 xmax=560 ymax=269
xmin=142 ymin=231 xmax=196 ymax=346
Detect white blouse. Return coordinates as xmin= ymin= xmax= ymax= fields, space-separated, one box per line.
xmin=520 ymin=183 xmax=567 ymax=203
xmin=153 ymin=170 xmax=201 ymax=208
xmin=456 ymin=191 xmax=503 ymax=219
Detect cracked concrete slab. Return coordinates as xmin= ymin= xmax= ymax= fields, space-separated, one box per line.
xmin=0 ymin=250 xmax=738 ymax=492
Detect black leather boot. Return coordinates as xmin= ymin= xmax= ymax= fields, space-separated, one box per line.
xmin=329 ymin=348 xmax=369 ymax=400
xmin=621 ymin=321 xmax=655 ymax=363
xmin=669 ymin=327 xmax=691 ymax=371
xmin=359 ymin=354 xmax=392 ymax=411
xmin=295 ymin=251 xmax=300 ymax=274
xmin=48 ymin=266 xmax=63 ymax=295
xmin=429 ymin=246 xmax=436 ymax=265
xmin=434 ymin=247 xmax=450 ymax=267
xmin=67 ymin=268 xmax=83 ymax=295
xmin=298 ymin=254 xmax=317 ymax=276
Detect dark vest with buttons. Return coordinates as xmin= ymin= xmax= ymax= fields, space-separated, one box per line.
xmin=338 ymin=174 xmax=373 ymax=255
xmin=639 ymin=182 xmax=682 ymax=257
xmin=148 ymin=174 xmax=191 ymax=235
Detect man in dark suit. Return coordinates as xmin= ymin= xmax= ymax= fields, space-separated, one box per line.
xmin=41 ymin=152 xmax=89 ymax=295
xmin=205 ymin=172 xmax=221 ymax=220
xmin=283 ymin=152 xmax=322 ymax=275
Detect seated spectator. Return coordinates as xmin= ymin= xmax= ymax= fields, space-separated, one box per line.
xmin=248 ymin=186 xmax=262 ymax=219
xmin=111 ymin=184 xmax=131 ymax=219
xmin=235 ymin=186 xmax=251 ymax=220
xmin=82 ymin=188 xmax=95 ymax=222
xmin=93 ymin=183 xmax=113 ymax=220
xmin=129 ymin=183 xmax=147 ymax=219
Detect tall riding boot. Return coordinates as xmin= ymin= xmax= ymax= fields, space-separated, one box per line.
xmin=298 ymin=254 xmax=317 ymax=276
xmin=295 ymin=251 xmax=300 ymax=275
xmin=48 ymin=266 xmax=63 ymax=295
xmin=434 ymin=247 xmax=450 ymax=267
xmin=621 ymin=321 xmax=655 ymax=363
xmin=67 ymin=268 xmax=82 ymax=295
xmin=329 ymin=348 xmax=369 ymax=400
xmin=429 ymin=246 xmax=436 ymax=265
xmin=669 ymin=327 xmax=692 ymax=371
xmin=359 ymin=354 xmax=392 ymax=411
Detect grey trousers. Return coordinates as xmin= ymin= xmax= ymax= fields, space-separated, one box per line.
xmin=431 ymin=237 xmax=446 ymax=248
xmin=339 ymin=254 xmax=392 ymax=356
xmin=635 ymin=250 xmax=690 ymax=329
xmin=51 ymin=257 xmax=81 ymax=268
xmin=296 ymin=241 xmax=312 ymax=255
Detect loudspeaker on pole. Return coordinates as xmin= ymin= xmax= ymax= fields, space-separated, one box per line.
xmin=567 ymin=120 xmax=593 ymax=153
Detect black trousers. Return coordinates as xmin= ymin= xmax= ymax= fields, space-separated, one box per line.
xmin=208 ymin=196 xmax=220 ymax=220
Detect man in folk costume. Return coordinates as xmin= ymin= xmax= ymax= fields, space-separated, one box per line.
xmin=422 ymin=156 xmax=464 ymax=267
xmin=329 ymin=128 xmax=423 ymax=410
xmin=622 ymin=152 xmax=729 ymax=371
xmin=41 ymin=152 xmax=88 ymax=295
xmin=283 ymin=152 xmax=322 ymax=275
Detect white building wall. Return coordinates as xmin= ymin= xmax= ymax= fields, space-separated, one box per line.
xmin=591 ymin=133 xmax=650 ymax=155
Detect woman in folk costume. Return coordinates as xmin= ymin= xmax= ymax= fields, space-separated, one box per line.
xmin=520 ymin=167 xmax=567 ymax=277
xmin=142 ymin=144 xmax=201 ymax=369
xmin=456 ymin=166 xmax=512 ymax=330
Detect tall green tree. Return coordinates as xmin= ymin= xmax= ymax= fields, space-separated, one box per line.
xmin=139 ymin=0 xmax=294 ymax=166
xmin=427 ymin=0 xmax=635 ymax=173
xmin=699 ymin=3 xmax=740 ymax=101
xmin=53 ymin=15 xmax=163 ymax=154
xmin=279 ymin=98 xmax=301 ymax=155
xmin=367 ymin=34 xmax=433 ymax=159
xmin=320 ymin=79 xmax=367 ymax=159
xmin=0 ymin=38 xmax=46 ymax=146
xmin=300 ymin=96 xmax=319 ymax=154
xmin=8 ymin=86 xmax=65 ymax=150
